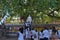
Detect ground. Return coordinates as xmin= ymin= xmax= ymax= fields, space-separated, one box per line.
xmin=0 ymin=31 xmax=17 ymax=40
xmin=0 ymin=37 xmax=17 ymax=40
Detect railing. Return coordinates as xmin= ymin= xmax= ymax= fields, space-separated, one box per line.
xmin=0 ymin=24 xmax=60 ymax=27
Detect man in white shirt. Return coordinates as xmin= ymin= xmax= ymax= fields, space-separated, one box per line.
xmin=31 ymin=28 xmax=36 ymax=40
xmin=43 ymin=27 xmax=50 ymax=40
xmin=39 ymin=29 xmax=44 ymax=40
xmin=34 ymin=30 xmax=38 ymax=40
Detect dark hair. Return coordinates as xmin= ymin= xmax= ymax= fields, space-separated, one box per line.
xmin=41 ymin=29 xmax=43 ymax=33
xmin=52 ymin=26 xmax=57 ymax=33
xmin=44 ymin=27 xmax=48 ymax=30
xmin=35 ymin=29 xmax=37 ymax=32
xmin=19 ymin=27 xmax=23 ymax=33
xmin=29 ymin=28 xmax=31 ymax=31
xmin=52 ymin=26 xmax=55 ymax=29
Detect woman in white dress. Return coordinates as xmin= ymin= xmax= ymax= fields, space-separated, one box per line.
xmin=18 ymin=28 xmax=24 ymax=40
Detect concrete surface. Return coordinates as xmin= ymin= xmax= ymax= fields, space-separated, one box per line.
xmin=0 ymin=37 xmax=17 ymax=40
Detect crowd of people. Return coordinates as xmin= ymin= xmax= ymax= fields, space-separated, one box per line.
xmin=17 ymin=26 xmax=60 ymax=40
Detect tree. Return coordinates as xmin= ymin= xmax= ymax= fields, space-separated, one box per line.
xmin=0 ymin=0 xmax=60 ymax=23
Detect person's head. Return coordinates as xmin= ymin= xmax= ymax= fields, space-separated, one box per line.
xmin=52 ymin=26 xmax=56 ymax=30
xmin=44 ymin=27 xmax=48 ymax=30
xmin=19 ymin=27 xmax=23 ymax=33
xmin=41 ymin=29 xmax=43 ymax=33
xmin=46 ymin=22 xmax=48 ymax=24
xmin=29 ymin=27 xmax=31 ymax=31
xmin=52 ymin=30 xmax=57 ymax=35
xmin=35 ymin=29 xmax=37 ymax=32
xmin=52 ymin=26 xmax=57 ymax=34
xmin=25 ymin=27 xmax=28 ymax=29
xmin=27 ymin=28 xmax=29 ymax=31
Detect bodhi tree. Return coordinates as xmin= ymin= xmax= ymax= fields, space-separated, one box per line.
xmin=0 ymin=0 xmax=60 ymax=23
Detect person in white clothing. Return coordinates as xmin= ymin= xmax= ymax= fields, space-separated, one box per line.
xmin=18 ymin=27 xmax=24 ymax=40
xmin=34 ymin=30 xmax=38 ymax=40
xmin=31 ymin=28 xmax=36 ymax=40
xmin=39 ymin=29 xmax=44 ymax=40
xmin=25 ymin=28 xmax=30 ymax=40
xmin=49 ymin=28 xmax=52 ymax=38
xmin=28 ymin=28 xmax=32 ymax=40
xmin=43 ymin=27 xmax=50 ymax=40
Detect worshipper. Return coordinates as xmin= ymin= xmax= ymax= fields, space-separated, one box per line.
xmin=25 ymin=28 xmax=30 ymax=40
xmin=27 ymin=28 xmax=32 ymax=40
xmin=50 ymin=31 xmax=59 ymax=40
xmin=39 ymin=29 xmax=44 ymax=40
xmin=43 ymin=27 xmax=50 ymax=40
xmin=18 ymin=27 xmax=24 ymax=40
xmin=50 ymin=26 xmax=59 ymax=40
xmin=34 ymin=30 xmax=38 ymax=40
xmin=57 ymin=30 xmax=60 ymax=39
xmin=31 ymin=28 xmax=36 ymax=40
xmin=49 ymin=27 xmax=52 ymax=37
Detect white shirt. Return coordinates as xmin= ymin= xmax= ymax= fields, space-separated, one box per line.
xmin=49 ymin=29 xmax=52 ymax=37
xmin=57 ymin=30 xmax=60 ymax=38
xmin=35 ymin=32 xmax=38 ymax=38
xmin=28 ymin=31 xmax=31 ymax=38
xmin=36 ymin=32 xmax=38 ymax=40
xmin=25 ymin=29 xmax=29 ymax=38
xmin=34 ymin=32 xmax=38 ymax=40
xmin=18 ymin=32 xmax=24 ymax=40
xmin=31 ymin=30 xmax=36 ymax=38
xmin=39 ymin=32 xmax=44 ymax=38
xmin=43 ymin=30 xmax=50 ymax=38
xmin=31 ymin=30 xmax=36 ymax=35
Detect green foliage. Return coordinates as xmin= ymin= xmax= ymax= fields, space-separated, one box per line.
xmin=0 ymin=0 xmax=60 ymax=23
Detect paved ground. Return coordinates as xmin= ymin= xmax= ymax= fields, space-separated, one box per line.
xmin=0 ymin=37 xmax=17 ymax=40
xmin=0 ymin=31 xmax=17 ymax=40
